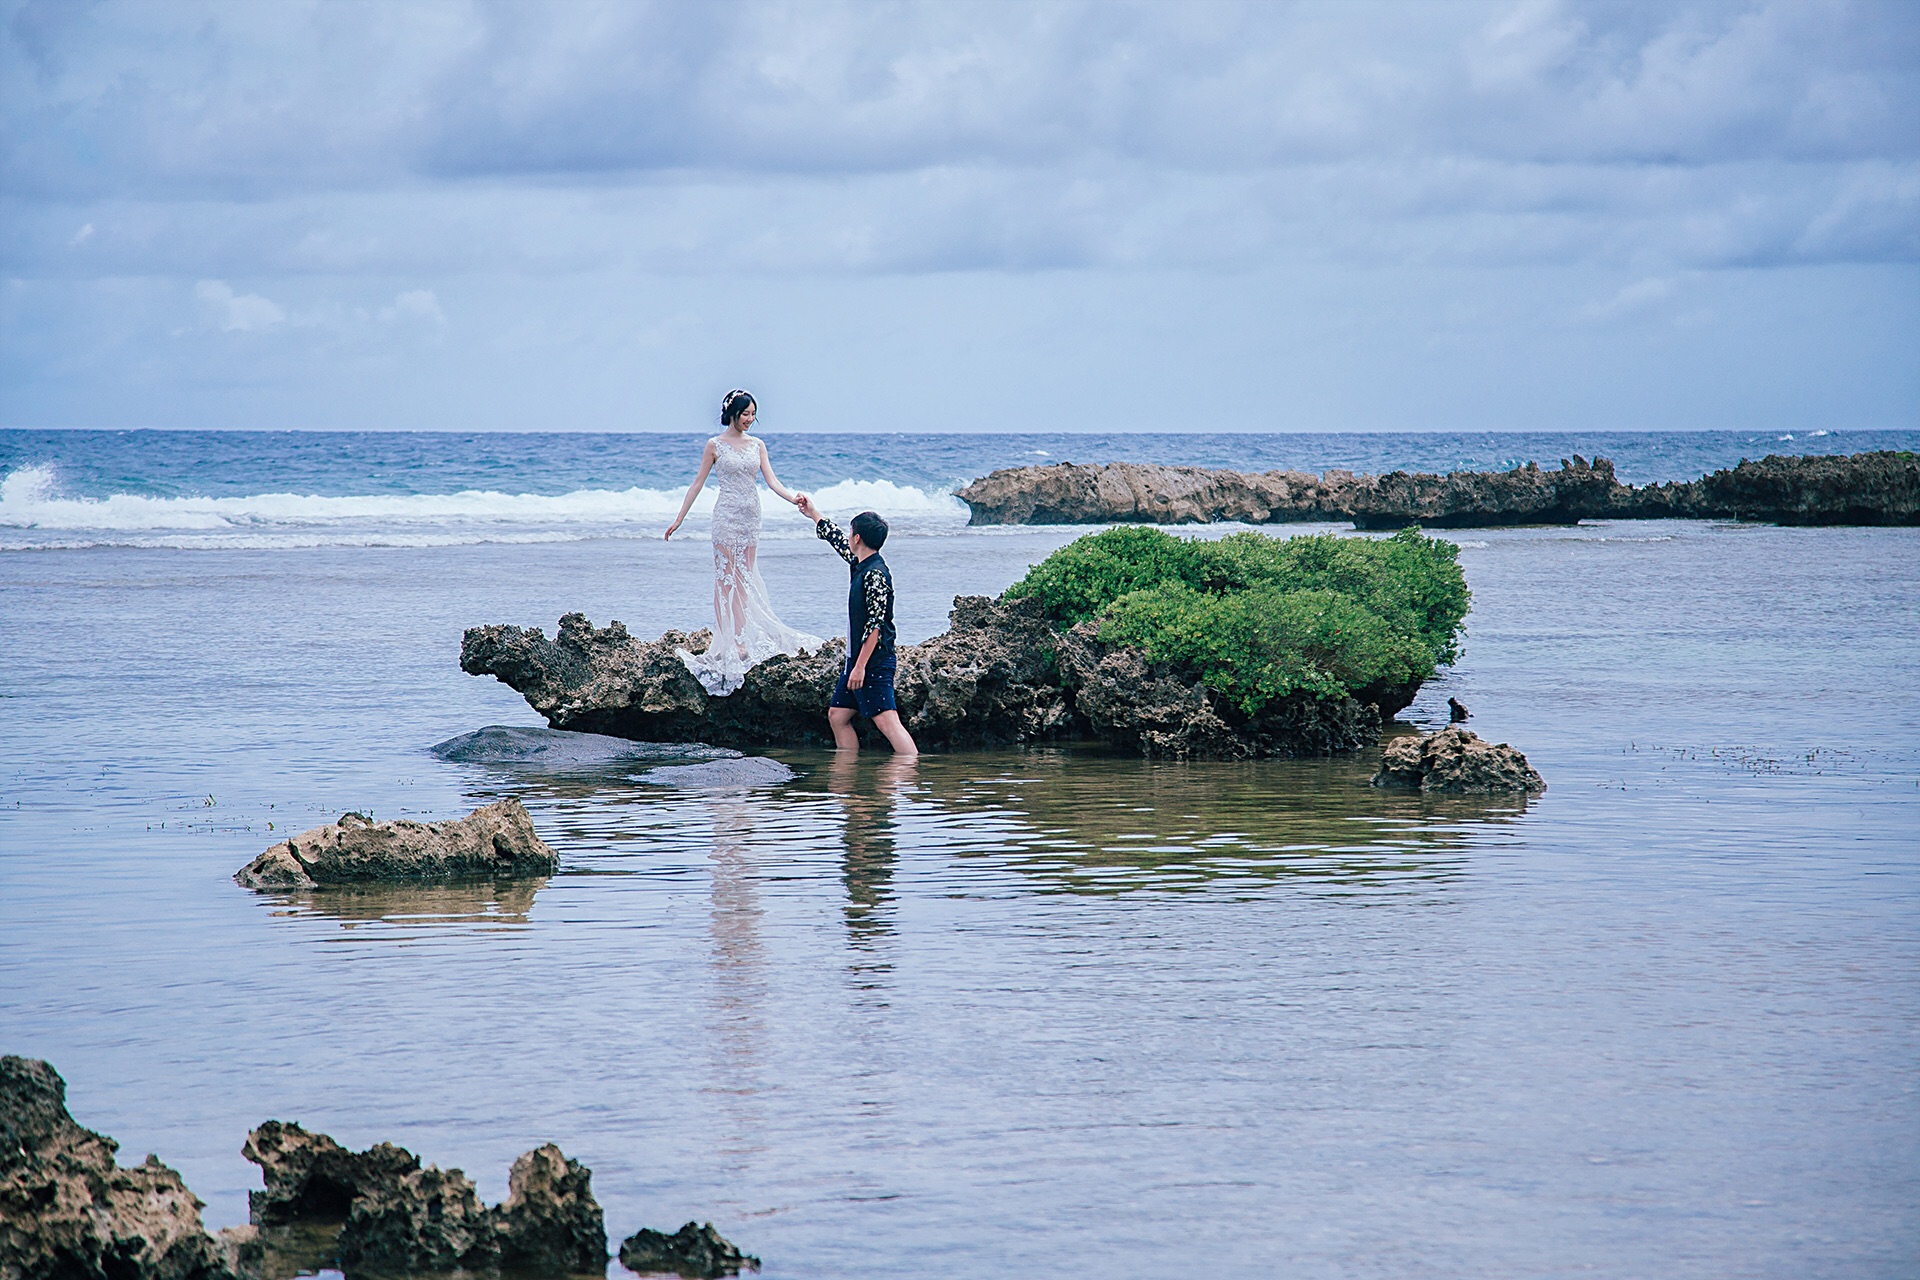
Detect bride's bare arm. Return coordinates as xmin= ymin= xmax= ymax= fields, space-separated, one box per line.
xmin=665 ymin=441 xmax=718 ymax=539
xmin=757 ymin=440 xmax=800 ymax=504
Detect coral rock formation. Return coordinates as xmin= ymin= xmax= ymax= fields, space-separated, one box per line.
xmin=619 ymin=1220 xmax=760 ymax=1277
xmin=1371 ymin=727 xmax=1545 ymax=794
xmin=241 ymin=1123 xmax=606 ymax=1276
xmin=233 ymin=799 xmax=557 ymax=889
xmin=463 ymin=596 xmax=1389 ymax=759
xmin=0 ymin=1055 xmax=249 ymax=1280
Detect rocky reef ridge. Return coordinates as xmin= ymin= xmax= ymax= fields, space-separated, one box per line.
xmin=956 ymin=451 xmax=1919 ymax=528
xmin=462 ymin=595 xmax=1395 ymax=759
xmin=233 ymin=799 xmax=556 ymax=890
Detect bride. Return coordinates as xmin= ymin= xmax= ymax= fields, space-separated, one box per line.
xmin=665 ymin=389 xmax=821 ymax=694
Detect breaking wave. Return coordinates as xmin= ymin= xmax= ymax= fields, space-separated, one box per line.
xmin=0 ymin=464 xmax=969 ymax=550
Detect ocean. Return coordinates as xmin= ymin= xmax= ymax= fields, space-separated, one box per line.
xmin=3 ymin=428 xmax=1917 ymax=1279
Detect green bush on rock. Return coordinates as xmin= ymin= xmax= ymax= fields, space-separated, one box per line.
xmin=1003 ymin=526 xmax=1469 ymax=713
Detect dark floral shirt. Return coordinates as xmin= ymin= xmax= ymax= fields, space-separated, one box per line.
xmin=816 ymin=517 xmax=892 ymax=641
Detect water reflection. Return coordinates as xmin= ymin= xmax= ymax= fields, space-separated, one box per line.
xmin=783 ymin=746 xmax=1534 ymax=897
xmin=704 ymin=797 xmax=771 ymax=1171
xmin=415 ymin=736 xmax=1540 ymax=916
xmin=825 ymin=754 xmax=919 ymax=964
xmin=250 ymin=878 xmax=546 ymax=935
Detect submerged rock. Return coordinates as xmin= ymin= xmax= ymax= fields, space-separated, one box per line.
xmin=1371 ymin=727 xmax=1545 ymax=794
xmin=431 ymin=724 xmax=739 ymax=769
xmin=619 ymin=1221 xmax=760 ymax=1277
xmin=463 ymin=596 xmax=1387 ymax=760
xmin=642 ymin=757 xmax=797 ymax=788
xmin=957 ymin=451 xmax=1918 ymax=529
xmin=242 ymin=1123 xmax=606 ymax=1276
xmin=233 ymin=799 xmax=557 ymax=890
xmin=0 ymin=1055 xmax=248 ymax=1280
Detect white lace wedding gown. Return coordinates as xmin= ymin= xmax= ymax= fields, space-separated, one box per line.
xmin=677 ymin=436 xmax=821 ymax=695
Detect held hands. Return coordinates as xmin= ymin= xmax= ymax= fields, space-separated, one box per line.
xmin=794 ymin=492 xmax=821 ymax=521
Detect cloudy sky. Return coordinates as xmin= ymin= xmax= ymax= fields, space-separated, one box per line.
xmin=3 ymin=0 xmax=1916 ymax=432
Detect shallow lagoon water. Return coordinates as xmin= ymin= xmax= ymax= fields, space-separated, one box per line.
xmin=3 ymin=514 xmax=1917 ymax=1278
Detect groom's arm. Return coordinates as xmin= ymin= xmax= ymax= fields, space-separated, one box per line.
xmin=814 ymin=516 xmax=857 ymax=565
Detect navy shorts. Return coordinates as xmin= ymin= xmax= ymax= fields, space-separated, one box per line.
xmin=830 ymin=654 xmax=897 ymax=719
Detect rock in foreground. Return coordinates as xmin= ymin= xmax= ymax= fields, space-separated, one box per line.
xmin=242 ymin=1121 xmax=606 ymax=1276
xmin=958 ymin=451 xmax=1919 ymax=528
xmin=233 ymin=799 xmax=557 ymax=890
xmin=620 ymin=1221 xmax=760 ymax=1277
xmin=1371 ymin=727 xmax=1545 ymax=794
xmin=0 ymin=1055 xmax=250 ymax=1280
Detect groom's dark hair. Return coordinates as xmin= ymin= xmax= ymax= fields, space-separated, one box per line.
xmin=850 ymin=510 xmax=888 ymax=550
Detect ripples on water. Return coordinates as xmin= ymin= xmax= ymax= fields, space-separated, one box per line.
xmin=2 ymin=516 xmax=1917 ymax=1279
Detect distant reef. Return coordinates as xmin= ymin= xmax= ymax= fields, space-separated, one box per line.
xmin=954 ymin=450 xmax=1920 ymax=529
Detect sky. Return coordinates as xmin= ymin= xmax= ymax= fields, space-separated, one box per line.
xmin=2 ymin=0 xmax=1917 ymax=433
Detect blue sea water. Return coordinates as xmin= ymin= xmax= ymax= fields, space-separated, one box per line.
xmin=1 ymin=428 xmax=1917 ymax=1279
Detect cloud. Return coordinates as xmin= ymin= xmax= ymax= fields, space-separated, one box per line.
xmin=1 ymin=0 xmax=1913 ymax=279
xmin=3 ymin=0 xmax=1915 ymax=434
xmin=194 ymin=280 xmax=286 ymax=332
xmin=380 ymin=288 xmax=445 ymax=324
xmin=1580 ymin=274 xmax=1678 ymax=320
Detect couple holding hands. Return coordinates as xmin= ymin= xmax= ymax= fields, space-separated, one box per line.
xmin=665 ymin=389 xmax=917 ymax=757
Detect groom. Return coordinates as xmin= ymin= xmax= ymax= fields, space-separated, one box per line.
xmin=795 ymin=494 xmax=918 ymax=757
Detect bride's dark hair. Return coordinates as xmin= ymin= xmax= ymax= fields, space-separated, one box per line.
xmin=720 ymin=389 xmax=756 ymax=427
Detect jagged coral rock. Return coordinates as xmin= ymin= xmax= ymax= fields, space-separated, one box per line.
xmin=335 ymin=1161 xmax=495 ymax=1274
xmin=241 ymin=1120 xmax=417 ymax=1225
xmin=233 ymin=799 xmax=556 ymax=889
xmin=463 ymin=597 xmax=1090 ymax=753
xmin=0 ymin=1056 xmax=242 ymax=1280
xmin=241 ymin=1123 xmax=607 ymax=1275
xmin=492 ymin=1143 xmax=608 ymax=1274
xmin=619 ymin=1220 xmax=760 ymax=1277
xmin=1371 ymin=727 xmax=1545 ymax=794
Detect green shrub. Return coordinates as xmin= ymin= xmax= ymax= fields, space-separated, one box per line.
xmin=1003 ymin=526 xmax=1469 ymax=711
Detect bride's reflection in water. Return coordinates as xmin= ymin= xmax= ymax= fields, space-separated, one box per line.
xmin=704 ymin=797 xmax=771 ymax=1169
xmin=827 ymin=753 xmax=919 ymax=972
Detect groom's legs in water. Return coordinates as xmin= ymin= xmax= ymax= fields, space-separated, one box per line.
xmin=826 ymin=706 xmax=918 ymax=755
xmin=871 ymin=709 xmax=918 ymax=756
xmin=828 ymin=705 xmax=860 ymax=751
xmin=827 ymin=655 xmax=919 ymax=756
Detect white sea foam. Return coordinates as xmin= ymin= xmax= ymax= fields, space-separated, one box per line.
xmin=0 ymin=464 xmax=968 ymax=550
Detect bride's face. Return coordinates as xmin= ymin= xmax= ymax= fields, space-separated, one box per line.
xmin=735 ymin=404 xmax=757 ymax=431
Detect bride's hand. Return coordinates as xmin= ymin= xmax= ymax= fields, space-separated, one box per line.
xmin=790 ymin=491 xmax=806 ymax=507
xmin=664 ymin=519 xmax=680 ymax=540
